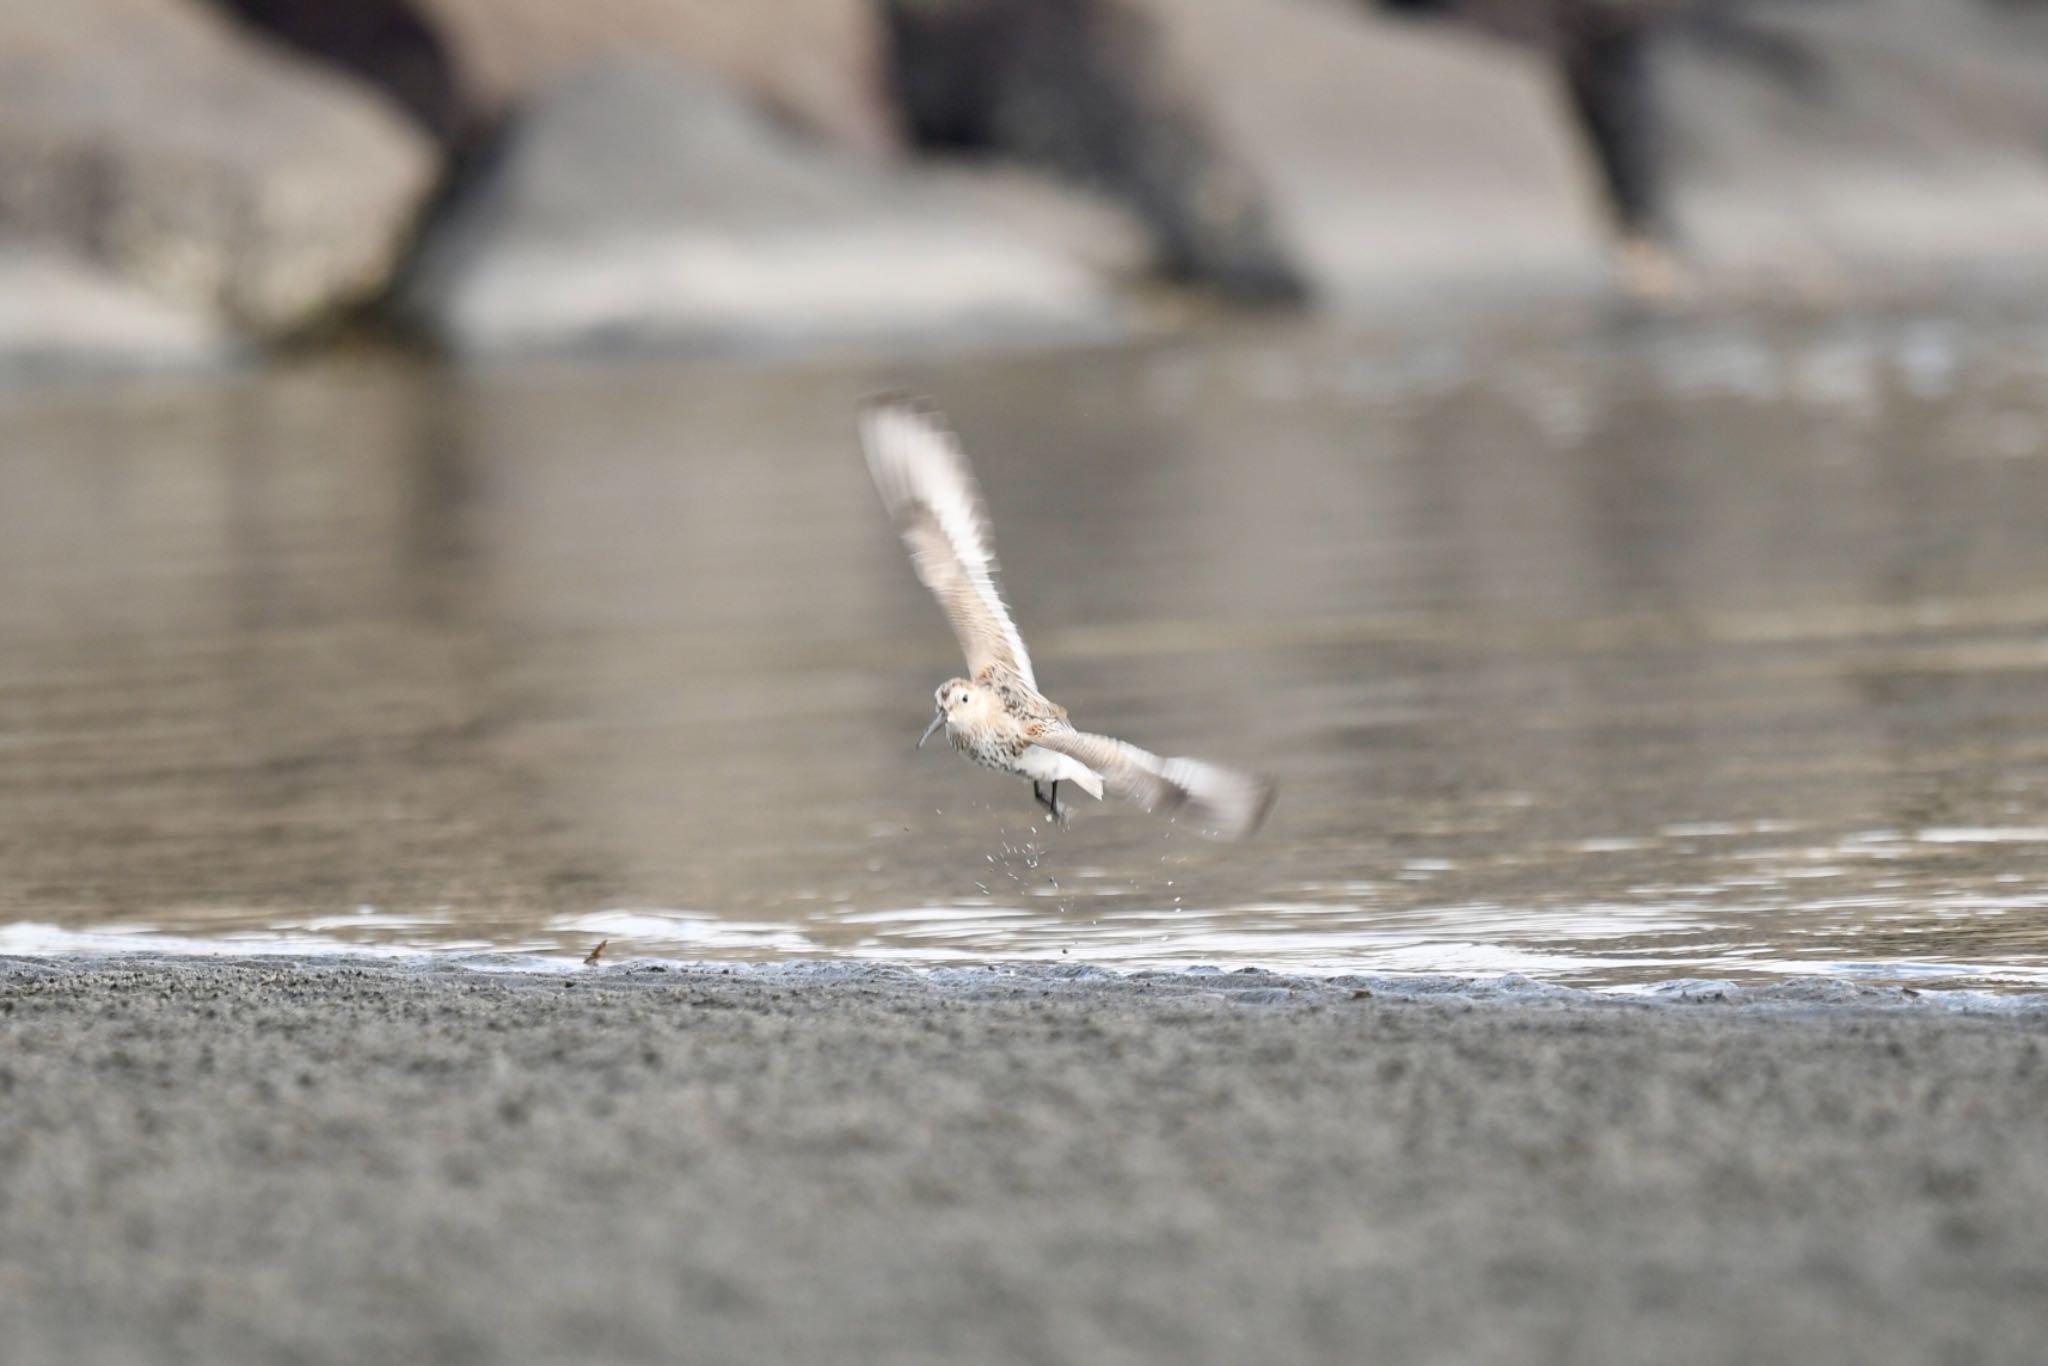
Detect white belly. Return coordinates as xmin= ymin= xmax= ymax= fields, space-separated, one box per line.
xmin=1017 ymin=745 xmax=1104 ymax=799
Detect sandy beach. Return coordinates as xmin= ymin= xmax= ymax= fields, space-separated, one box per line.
xmin=3 ymin=957 xmax=2045 ymax=1366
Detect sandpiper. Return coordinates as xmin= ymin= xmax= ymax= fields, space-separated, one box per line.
xmin=859 ymin=396 xmax=1276 ymax=838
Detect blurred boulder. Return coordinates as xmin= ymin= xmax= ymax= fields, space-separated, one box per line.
xmin=210 ymin=0 xmax=470 ymax=146
xmin=393 ymin=61 xmax=1132 ymax=357
xmin=396 ymin=0 xmax=897 ymax=153
xmin=1376 ymin=0 xmax=1675 ymax=237
xmin=1653 ymin=0 xmax=2048 ymax=287
xmin=0 ymin=0 xmax=436 ymax=338
xmin=0 ymin=249 xmax=234 ymax=377
xmin=1136 ymin=0 xmax=1613 ymax=308
xmin=883 ymin=0 xmax=1305 ymax=303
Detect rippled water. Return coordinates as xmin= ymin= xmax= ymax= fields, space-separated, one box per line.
xmin=4 ymin=314 xmax=2048 ymax=987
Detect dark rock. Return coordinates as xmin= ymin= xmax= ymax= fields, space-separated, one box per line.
xmin=883 ymin=0 xmax=1306 ymax=303
xmin=1138 ymin=0 xmax=1612 ymax=309
xmin=392 ymin=60 xmax=1131 ymax=357
xmin=1378 ymin=0 xmax=1677 ymax=233
xmin=211 ymin=0 xmax=470 ymax=146
xmin=212 ymin=0 xmax=901 ymax=155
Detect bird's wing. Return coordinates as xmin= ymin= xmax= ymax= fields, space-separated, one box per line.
xmin=1031 ymin=728 xmax=1277 ymax=839
xmin=859 ymin=397 xmax=1035 ymax=689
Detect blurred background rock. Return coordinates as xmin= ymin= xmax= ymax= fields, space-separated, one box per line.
xmin=5 ymin=0 xmax=2048 ymax=373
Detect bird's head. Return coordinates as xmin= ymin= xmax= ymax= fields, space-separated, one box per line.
xmin=920 ymin=677 xmax=984 ymax=747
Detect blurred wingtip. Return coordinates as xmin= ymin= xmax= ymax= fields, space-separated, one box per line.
xmin=1245 ymin=775 xmax=1278 ymax=839
xmin=857 ymin=393 xmax=958 ymax=482
xmin=858 ymin=390 xmax=939 ymax=430
xmin=1161 ymin=757 xmax=1279 ymax=840
xmin=858 ymin=388 xmax=914 ymax=415
xmin=1210 ymin=771 xmax=1277 ymax=840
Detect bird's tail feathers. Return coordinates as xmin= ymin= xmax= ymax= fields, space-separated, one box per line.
xmin=1033 ymin=728 xmax=1275 ymax=838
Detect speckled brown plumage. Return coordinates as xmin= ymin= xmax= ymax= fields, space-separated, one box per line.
xmin=861 ymin=396 xmax=1275 ymax=838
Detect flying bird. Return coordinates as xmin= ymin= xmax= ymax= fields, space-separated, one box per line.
xmin=859 ymin=396 xmax=1275 ymax=838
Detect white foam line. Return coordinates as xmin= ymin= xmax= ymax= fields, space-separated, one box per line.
xmin=0 ymin=922 xmax=433 ymax=960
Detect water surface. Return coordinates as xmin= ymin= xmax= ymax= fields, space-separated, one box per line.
xmin=5 ymin=315 xmax=2048 ymax=987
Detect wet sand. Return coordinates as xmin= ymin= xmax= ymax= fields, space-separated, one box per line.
xmin=4 ymin=957 xmax=2045 ymax=1366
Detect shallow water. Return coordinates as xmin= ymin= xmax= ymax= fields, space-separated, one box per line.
xmin=4 ymin=314 xmax=2048 ymax=987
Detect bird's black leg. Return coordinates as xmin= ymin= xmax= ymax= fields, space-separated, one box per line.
xmin=1033 ymin=779 xmax=1065 ymax=826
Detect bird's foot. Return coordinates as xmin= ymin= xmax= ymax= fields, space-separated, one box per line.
xmin=1033 ymin=780 xmax=1069 ymax=828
